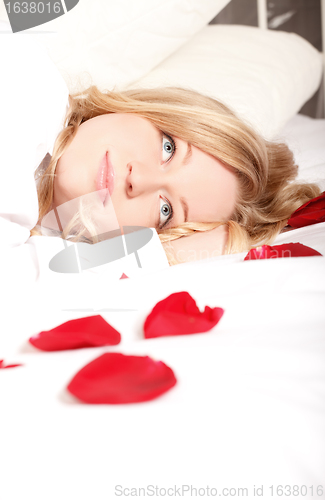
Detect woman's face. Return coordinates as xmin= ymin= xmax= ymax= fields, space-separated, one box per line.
xmin=52 ymin=113 xmax=238 ymax=233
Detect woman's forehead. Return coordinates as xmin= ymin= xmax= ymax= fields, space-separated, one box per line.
xmin=176 ymin=144 xmax=238 ymax=223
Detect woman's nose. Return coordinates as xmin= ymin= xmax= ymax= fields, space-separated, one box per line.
xmin=126 ymin=162 xmax=164 ymax=197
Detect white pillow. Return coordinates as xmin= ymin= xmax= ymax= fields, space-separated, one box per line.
xmin=0 ymin=30 xmax=69 ymax=248
xmin=127 ymin=25 xmax=324 ymax=139
xmin=0 ymin=0 xmax=231 ymax=90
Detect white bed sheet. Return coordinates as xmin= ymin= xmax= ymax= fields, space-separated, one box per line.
xmin=0 ymin=113 xmax=325 ymax=500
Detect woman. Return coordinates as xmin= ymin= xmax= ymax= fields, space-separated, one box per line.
xmin=31 ymin=85 xmax=320 ymax=265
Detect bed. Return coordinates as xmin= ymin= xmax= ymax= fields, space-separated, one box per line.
xmin=0 ymin=1 xmax=324 ymax=499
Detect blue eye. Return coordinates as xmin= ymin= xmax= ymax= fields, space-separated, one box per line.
xmin=159 ymin=197 xmax=173 ymax=229
xmin=162 ymin=134 xmax=175 ymax=163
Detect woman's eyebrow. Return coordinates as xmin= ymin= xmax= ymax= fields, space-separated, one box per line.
xmin=178 ymin=143 xmax=191 ymax=223
xmin=182 ymin=142 xmax=192 ymax=166
xmin=180 ymin=197 xmax=188 ymax=223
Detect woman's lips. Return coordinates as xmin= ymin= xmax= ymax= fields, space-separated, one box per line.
xmin=96 ymin=151 xmax=115 ymax=204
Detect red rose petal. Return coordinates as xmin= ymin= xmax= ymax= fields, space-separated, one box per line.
xmin=29 ymin=315 xmax=121 ymax=351
xmin=67 ymin=353 xmax=177 ymax=404
xmin=244 ymin=242 xmax=322 ymax=260
xmin=244 ymin=246 xmax=275 ymax=260
xmin=287 ymin=191 xmax=325 ymax=228
xmin=144 ymin=291 xmax=224 ymax=339
xmin=119 ymin=273 xmax=129 ymax=279
xmin=0 ymin=359 xmax=23 ymax=369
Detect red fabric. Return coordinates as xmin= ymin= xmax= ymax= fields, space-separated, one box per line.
xmin=29 ymin=315 xmax=121 ymax=351
xmin=244 ymin=243 xmax=322 ymax=260
xmin=67 ymin=353 xmax=177 ymax=404
xmin=144 ymin=291 xmax=224 ymax=339
xmin=287 ymin=191 xmax=325 ymax=228
xmin=0 ymin=359 xmax=23 ymax=369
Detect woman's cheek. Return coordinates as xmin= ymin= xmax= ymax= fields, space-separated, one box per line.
xmin=109 ymin=196 xmax=153 ymax=229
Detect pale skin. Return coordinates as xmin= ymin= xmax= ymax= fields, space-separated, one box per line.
xmin=52 ymin=113 xmax=238 ymax=263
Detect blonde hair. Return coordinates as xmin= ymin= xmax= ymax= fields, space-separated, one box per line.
xmin=31 ymin=86 xmax=320 ymax=264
